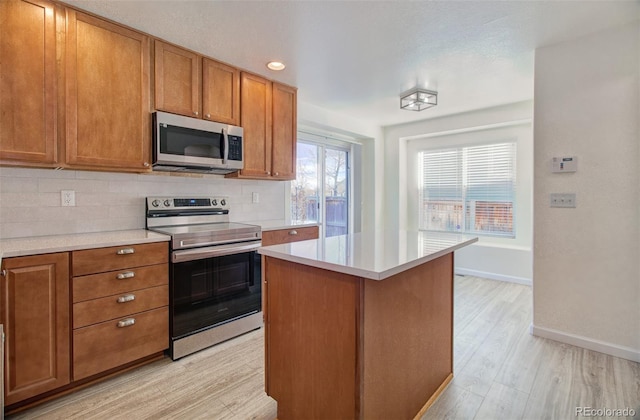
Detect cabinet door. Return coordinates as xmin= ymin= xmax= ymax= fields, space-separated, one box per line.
xmin=154 ymin=40 xmax=201 ymax=118
xmin=202 ymin=58 xmax=239 ymax=125
xmin=65 ymin=10 xmax=151 ymax=171
xmin=1 ymin=253 xmax=70 ymax=406
xmin=0 ymin=0 xmax=61 ymax=165
xmin=271 ymin=83 xmax=297 ymax=180
xmin=237 ymin=72 xmax=272 ymax=178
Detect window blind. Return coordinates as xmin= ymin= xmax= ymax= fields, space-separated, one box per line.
xmin=420 ymin=142 xmax=516 ymax=236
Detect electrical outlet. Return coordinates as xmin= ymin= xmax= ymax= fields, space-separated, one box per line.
xmin=61 ymin=190 xmax=76 ymax=207
xmin=550 ymin=193 xmax=576 ymax=208
xmin=252 ymin=192 xmax=259 ymax=203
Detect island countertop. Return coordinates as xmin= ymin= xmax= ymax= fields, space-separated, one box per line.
xmin=258 ymin=230 xmax=477 ymax=280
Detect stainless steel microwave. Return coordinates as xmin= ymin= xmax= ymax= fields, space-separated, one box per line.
xmin=152 ymin=111 xmax=243 ymax=174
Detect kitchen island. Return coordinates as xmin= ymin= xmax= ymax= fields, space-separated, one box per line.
xmin=258 ymin=230 xmax=477 ymax=420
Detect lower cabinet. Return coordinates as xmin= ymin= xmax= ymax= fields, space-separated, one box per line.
xmin=71 ymin=242 xmax=169 ymax=381
xmin=0 ymin=253 xmax=70 ymax=406
xmin=0 ymin=241 xmax=169 ymax=409
xmin=73 ymin=307 xmax=168 ymax=380
xmin=261 ymin=226 xmax=319 ymax=247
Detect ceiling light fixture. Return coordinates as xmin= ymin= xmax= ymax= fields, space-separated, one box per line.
xmin=267 ymin=61 xmax=286 ymax=71
xmin=400 ymin=88 xmax=437 ymax=111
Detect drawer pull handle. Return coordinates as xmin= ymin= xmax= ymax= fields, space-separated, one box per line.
xmin=117 ymin=294 xmax=135 ymax=303
xmin=116 ymin=248 xmax=135 ymax=255
xmin=116 ymin=271 xmax=135 ymax=280
xmin=289 ymin=230 xmax=298 ymax=236
xmin=117 ymin=318 xmax=136 ymax=328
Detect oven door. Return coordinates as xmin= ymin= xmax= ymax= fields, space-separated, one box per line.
xmin=170 ymin=244 xmax=261 ymax=339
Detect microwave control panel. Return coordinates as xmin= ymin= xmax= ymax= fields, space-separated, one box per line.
xmin=228 ymin=135 xmax=242 ymax=161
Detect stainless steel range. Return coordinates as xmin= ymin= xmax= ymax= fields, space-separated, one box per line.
xmin=146 ymin=196 xmax=262 ymax=360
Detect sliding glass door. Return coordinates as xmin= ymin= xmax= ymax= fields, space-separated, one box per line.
xmin=291 ymin=141 xmax=350 ymax=238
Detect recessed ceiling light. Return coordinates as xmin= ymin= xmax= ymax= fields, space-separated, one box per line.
xmin=267 ymin=61 xmax=286 ymax=71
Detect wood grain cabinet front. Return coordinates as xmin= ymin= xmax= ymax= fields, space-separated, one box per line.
xmin=71 ymin=242 xmax=169 ymax=381
xmin=0 ymin=253 xmax=70 ymax=406
xmin=261 ymin=226 xmax=319 ymax=246
xmin=226 ymin=73 xmax=297 ymax=181
xmin=0 ymin=0 xmax=63 ymax=167
xmin=65 ymin=10 xmax=152 ymax=172
xmin=154 ymin=40 xmax=240 ymax=125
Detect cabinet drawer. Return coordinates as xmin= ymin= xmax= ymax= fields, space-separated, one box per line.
xmin=73 ymin=263 xmax=168 ymax=303
xmin=72 ymin=242 xmax=168 ymax=276
xmin=73 ymin=285 xmax=168 ymax=328
xmin=73 ymin=307 xmax=168 ymax=381
xmin=262 ymin=226 xmax=319 ymax=246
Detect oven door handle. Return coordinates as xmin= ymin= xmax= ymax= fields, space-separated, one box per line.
xmin=172 ymin=241 xmax=261 ymax=263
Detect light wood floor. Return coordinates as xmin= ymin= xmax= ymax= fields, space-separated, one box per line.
xmin=9 ymin=276 xmax=640 ymax=420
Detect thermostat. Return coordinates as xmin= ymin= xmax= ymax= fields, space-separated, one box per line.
xmin=551 ymin=156 xmax=577 ymax=173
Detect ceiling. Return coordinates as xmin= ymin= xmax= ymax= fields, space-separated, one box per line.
xmin=65 ymin=0 xmax=640 ymax=128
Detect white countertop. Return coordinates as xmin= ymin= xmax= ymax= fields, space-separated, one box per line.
xmin=240 ymin=219 xmax=319 ymax=232
xmin=258 ymin=230 xmax=478 ymax=280
xmin=0 ymin=230 xmax=170 ymax=263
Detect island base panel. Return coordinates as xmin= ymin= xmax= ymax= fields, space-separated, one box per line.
xmin=264 ymin=253 xmax=454 ymax=419
xmin=265 ymin=257 xmax=360 ymax=419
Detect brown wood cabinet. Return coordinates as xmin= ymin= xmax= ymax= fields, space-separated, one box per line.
xmin=154 ymin=40 xmax=240 ymax=125
xmin=0 ymin=0 xmax=63 ymax=166
xmin=261 ymin=226 xmax=319 ymax=247
xmin=263 ymin=253 xmax=454 ymax=419
xmin=71 ymin=242 xmax=169 ymax=381
xmin=260 ymin=224 xmax=318 ymax=391
xmin=226 ymin=73 xmax=297 ymax=180
xmin=65 ymin=10 xmax=151 ymax=171
xmin=0 ymin=253 xmax=70 ymax=406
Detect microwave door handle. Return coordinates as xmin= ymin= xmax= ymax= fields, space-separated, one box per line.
xmin=222 ymin=129 xmax=228 ymax=164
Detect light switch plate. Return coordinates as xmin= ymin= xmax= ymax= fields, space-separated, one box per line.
xmin=550 ymin=193 xmax=576 ymax=208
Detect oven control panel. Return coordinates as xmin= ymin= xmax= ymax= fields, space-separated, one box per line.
xmin=147 ymin=196 xmax=229 ymax=210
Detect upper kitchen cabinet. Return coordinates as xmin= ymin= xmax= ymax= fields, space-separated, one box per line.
xmin=202 ymin=58 xmax=240 ymax=125
xmin=154 ymin=41 xmax=240 ymax=125
xmin=154 ymin=41 xmax=200 ymax=118
xmin=271 ymin=83 xmax=297 ymax=180
xmin=0 ymin=0 xmax=63 ymax=166
xmin=65 ymin=10 xmax=151 ymax=171
xmin=226 ymin=73 xmax=297 ymax=180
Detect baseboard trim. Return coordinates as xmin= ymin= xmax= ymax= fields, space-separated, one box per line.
xmin=454 ymin=268 xmax=532 ymax=286
xmin=530 ymin=324 xmax=640 ymax=363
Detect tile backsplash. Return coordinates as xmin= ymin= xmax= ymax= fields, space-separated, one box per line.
xmin=0 ymin=167 xmax=286 ymax=239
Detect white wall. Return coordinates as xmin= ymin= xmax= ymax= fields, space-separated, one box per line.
xmin=533 ymin=22 xmax=640 ymax=361
xmin=298 ymin=100 xmax=384 ymax=233
xmin=0 ymin=167 xmax=285 ymax=239
xmin=384 ymin=101 xmax=534 ymax=283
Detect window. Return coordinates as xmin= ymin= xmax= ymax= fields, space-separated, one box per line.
xmin=291 ymin=139 xmax=351 ymax=238
xmin=419 ymin=142 xmax=516 ymax=237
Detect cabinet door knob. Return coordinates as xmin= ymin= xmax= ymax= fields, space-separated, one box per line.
xmin=143 ymin=162 xmax=150 ymax=167
xmin=117 ymin=318 xmax=136 ymax=328
xmin=116 ymin=271 xmax=135 ymax=280
xmin=0 ymin=270 xmax=6 ymax=277
xmin=266 ymin=171 xmax=270 ymax=175
xmin=117 ymin=294 xmax=136 ymax=303
xmin=289 ymin=230 xmax=298 ymax=236
xmin=116 ymin=248 xmax=135 ymax=255
xmin=193 ymin=111 xmax=199 ymax=116
xmin=205 ymin=114 xmax=211 ymax=119
xmin=274 ymin=172 xmax=279 ymax=176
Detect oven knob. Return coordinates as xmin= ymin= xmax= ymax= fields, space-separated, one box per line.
xmin=221 ymin=199 xmax=226 ymax=206
xmin=212 ymin=199 xmax=218 ymax=206
xmin=163 ymin=199 xmax=171 ymax=207
xmin=152 ymin=200 xmax=160 ymax=207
